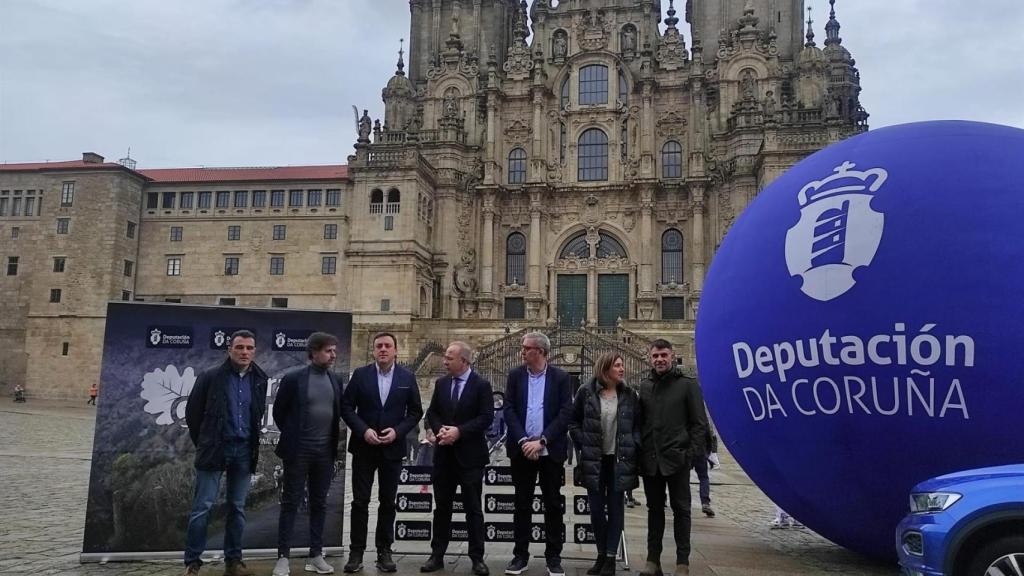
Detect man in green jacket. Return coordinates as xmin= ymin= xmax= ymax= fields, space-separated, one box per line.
xmin=637 ymin=339 xmax=708 ymax=576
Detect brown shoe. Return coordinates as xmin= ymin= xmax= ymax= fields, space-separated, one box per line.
xmin=224 ymin=559 xmax=255 ymax=576
xmin=184 ymin=563 xmax=202 ymax=576
xmin=673 ymin=564 xmax=690 ymax=576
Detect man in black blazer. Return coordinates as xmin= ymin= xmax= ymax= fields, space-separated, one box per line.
xmin=272 ymin=332 xmax=343 ymax=576
xmin=502 ymin=332 xmax=573 ymax=576
xmin=340 ymin=333 xmax=424 ymax=573
xmin=421 ymin=341 xmax=494 ymax=576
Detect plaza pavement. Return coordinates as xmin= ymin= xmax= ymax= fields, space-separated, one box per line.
xmin=0 ymin=399 xmax=897 ymax=575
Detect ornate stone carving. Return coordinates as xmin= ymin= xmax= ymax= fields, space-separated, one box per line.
xmin=503 ymin=118 xmax=533 ymax=146
xmin=575 ymin=10 xmax=613 ymax=51
xmin=453 ymin=248 xmax=478 ymax=296
xmin=582 ymin=194 xmax=601 ymax=225
xmin=656 ymin=111 xmax=688 ymax=138
xmin=503 ymin=40 xmax=534 ymax=81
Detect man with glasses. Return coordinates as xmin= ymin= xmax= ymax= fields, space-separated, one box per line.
xmin=502 ymin=332 xmax=573 ymax=576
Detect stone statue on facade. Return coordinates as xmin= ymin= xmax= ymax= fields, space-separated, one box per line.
xmin=622 ymin=26 xmax=637 ymax=53
xmin=553 ymin=32 xmax=567 ymax=59
xmin=357 ymin=109 xmax=372 ymax=141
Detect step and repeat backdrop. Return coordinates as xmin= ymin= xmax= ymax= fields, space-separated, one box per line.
xmin=81 ymin=302 xmax=352 ymax=561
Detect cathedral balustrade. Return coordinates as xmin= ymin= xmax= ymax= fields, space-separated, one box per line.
xmin=368 ymin=150 xmax=403 ymax=166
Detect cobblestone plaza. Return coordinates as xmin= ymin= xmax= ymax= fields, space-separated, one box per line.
xmin=0 ymin=400 xmax=894 ymax=575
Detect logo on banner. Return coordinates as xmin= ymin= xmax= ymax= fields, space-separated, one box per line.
xmin=140 ymin=365 xmax=197 ymax=426
xmin=398 ymin=495 xmax=408 ymax=511
xmin=214 ymin=331 xmax=227 ymax=347
xmin=210 ymin=328 xmax=256 ymax=350
xmin=486 ymin=525 xmax=497 ymax=541
xmin=531 ymin=526 xmax=543 ymax=542
xmin=576 ymin=525 xmax=588 ymax=543
xmin=486 ymin=496 xmax=497 ymax=512
xmin=486 ymin=468 xmax=497 ymax=484
xmin=272 ymin=329 xmax=312 ymax=352
xmin=484 ymin=466 xmax=514 ymax=485
xmin=531 ymin=496 xmax=542 ymax=513
xmin=785 ymin=161 xmax=889 ymax=302
xmin=575 ymin=496 xmax=589 ymax=515
xmin=400 ymin=468 xmax=409 ymax=483
xmin=397 ymin=524 xmax=407 ymax=538
xmin=395 ymin=520 xmax=431 ymax=541
xmin=146 ymin=326 xmax=194 ymax=348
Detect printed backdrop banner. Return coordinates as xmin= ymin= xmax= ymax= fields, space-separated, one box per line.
xmin=82 ymin=302 xmax=352 ymax=559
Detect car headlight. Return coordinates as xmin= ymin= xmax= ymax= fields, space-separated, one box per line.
xmin=909 ymin=492 xmax=962 ymax=513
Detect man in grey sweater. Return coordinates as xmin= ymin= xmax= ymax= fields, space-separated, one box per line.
xmin=637 ymin=339 xmax=708 ymax=576
xmin=272 ymin=332 xmax=344 ymax=576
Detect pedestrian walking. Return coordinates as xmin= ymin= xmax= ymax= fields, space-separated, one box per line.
xmin=87 ymin=384 xmax=98 ymax=405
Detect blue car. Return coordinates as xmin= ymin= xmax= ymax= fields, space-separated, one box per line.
xmin=896 ymin=464 xmax=1024 ymax=576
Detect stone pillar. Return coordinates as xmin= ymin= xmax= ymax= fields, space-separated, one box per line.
xmin=528 ymin=191 xmax=542 ymax=289
xmin=691 ymin=184 xmax=706 ymax=291
xmin=587 ymin=266 xmax=597 ymax=326
xmin=639 ymin=188 xmax=654 ymax=293
xmin=481 ymin=194 xmax=495 ymax=295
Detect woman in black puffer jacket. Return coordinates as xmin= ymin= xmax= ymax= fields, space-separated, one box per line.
xmin=569 ymin=351 xmax=642 ymax=576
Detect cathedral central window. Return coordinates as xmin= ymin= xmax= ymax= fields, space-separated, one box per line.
xmin=578 ymin=129 xmax=609 ymax=182
xmin=579 ymin=65 xmax=609 ymax=105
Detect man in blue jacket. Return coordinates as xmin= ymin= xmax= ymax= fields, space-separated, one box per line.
xmin=502 ymin=332 xmax=573 ymax=576
xmin=340 ymin=333 xmax=423 ymax=573
xmin=272 ymin=332 xmax=343 ymax=576
xmin=183 ymin=330 xmax=268 ymax=576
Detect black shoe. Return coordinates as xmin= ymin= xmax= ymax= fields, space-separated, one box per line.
xmin=702 ymin=504 xmax=716 ymax=518
xmin=504 ymin=556 xmax=528 ymax=575
xmin=343 ymin=554 xmax=363 ymax=573
xmin=586 ymin=556 xmax=607 ymax=576
xmin=376 ymin=551 xmax=397 ymax=573
xmin=472 ymin=560 xmax=490 ymax=576
xmin=546 ymin=558 xmax=564 ymax=576
xmin=420 ymin=556 xmax=444 ymax=573
xmin=599 ymin=558 xmax=615 ymax=576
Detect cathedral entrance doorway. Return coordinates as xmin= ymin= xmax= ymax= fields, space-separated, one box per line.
xmin=597 ymin=274 xmax=629 ymax=327
xmin=557 ymin=274 xmax=587 ymax=327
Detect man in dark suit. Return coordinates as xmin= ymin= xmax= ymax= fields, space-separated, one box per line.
xmin=271 ymin=332 xmax=344 ymax=576
xmin=502 ymin=332 xmax=573 ymax=576
xmin=340 ymin=333 xmax=424 ymax=573
xmin=421 ymin=341 xmax=494 ymax=576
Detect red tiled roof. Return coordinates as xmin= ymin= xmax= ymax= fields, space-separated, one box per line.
xmin=0 ymin=160 xmax=128 ymax=172
xmin=139 ymin=165 xmax=348 ymax=183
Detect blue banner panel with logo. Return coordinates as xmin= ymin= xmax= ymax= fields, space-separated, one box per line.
xmin=82 ymin=302 xmax=352 ymax=561
xmin=696 ymin=121 xmax=1024 ymax=560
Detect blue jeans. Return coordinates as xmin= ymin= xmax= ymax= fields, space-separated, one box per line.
xmin=184 ymin=441 xmax=252 ymax=565
xmin=588 ymin=455 xmax=625 ymax=556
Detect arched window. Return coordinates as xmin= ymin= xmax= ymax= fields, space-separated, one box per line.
xmin=560 ymin=77 xmax=570 ymax=110
xmin=386 ymin=188 xmax=400 ymax=214
xmin=559 ymin=231 xmax=628 ymax=259
xmin=578 ymin=129 xmax=608 ymax=181
xmin=508 ymin=148 xmax=527 ymax=184
xmin=559 ymin=122 xmax=567 ymax=162
xmin=618 ymin=68 xmax=629 ymax=104
xmin=662 ymin=141 xmax=683 ymax=178
xmin=661 ymin=229 xmax=684 ymax=283
xmin=579 ymin=64 xmax=609 ymax=105
xmin=560 ymin=233 xmax=591 ymax=259
xmin=506 ymin=232 xmax=526 ymax=285
xmin=596 ymin=232 xmax=627 ymax=258
xmin=370 ymin=189 xmax=383 ymax=214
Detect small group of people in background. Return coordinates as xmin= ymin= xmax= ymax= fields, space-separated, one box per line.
xmin=176 ymin=328 xmax=717 ymax=576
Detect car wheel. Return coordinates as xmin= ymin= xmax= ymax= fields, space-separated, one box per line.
xmin=965 ymin=535 xmax=1024 ymax=576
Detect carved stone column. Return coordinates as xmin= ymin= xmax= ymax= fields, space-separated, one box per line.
xmin=691 ymin=184 xmax=706 ymax=292
xmin=481 ymin=193 xmax=496 ymax=297
xmin=528 ymin=191 xmax=542 ymax=289
xmin=636 ymin=187 xmax=658 ymax=320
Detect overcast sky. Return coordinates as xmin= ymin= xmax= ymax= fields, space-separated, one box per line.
xmin=1 ymin=0 xmax=1022 ymax=168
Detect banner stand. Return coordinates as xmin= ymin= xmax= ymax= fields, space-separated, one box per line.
xmin=80 ymin=547 xmax=347 ymax=564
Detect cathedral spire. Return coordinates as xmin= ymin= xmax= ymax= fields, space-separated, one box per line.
xmin=825 ymin=0 xmax=842 ymax=47
xmin=664 ymin=0 xmax=679 ymax=29
xmin=512 ymin=0 xmax=528 ymax=41
xmin=804 ymin=7 xmax=816 ymax=48
xmin=396 ymin=38 xmax=406 ymax=75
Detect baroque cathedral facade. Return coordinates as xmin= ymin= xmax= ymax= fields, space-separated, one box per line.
xmin=0 ymin=0 xmax=866 ymax=397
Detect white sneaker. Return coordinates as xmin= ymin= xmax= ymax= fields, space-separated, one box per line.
xmin=274 ymin=557 xmax=291 ymax=576
xmin=306 ymin=555 xmax=336 ymax=574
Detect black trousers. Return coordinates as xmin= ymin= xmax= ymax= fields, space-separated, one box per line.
xmin=642 ymin=467 xmax=692 ymax=565
xmin=510 ymin=454 xmax=564 ymax=560
xmin=277 ymin=451 xmax=334 ymax=558
xmin=431 ymin=456 xmax=485 ymax=561
xmin=349 ymin=451 xmax=402 ymax=555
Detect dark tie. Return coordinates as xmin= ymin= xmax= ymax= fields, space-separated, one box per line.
xmin=451 ymin=377 xmax=461 ymax=403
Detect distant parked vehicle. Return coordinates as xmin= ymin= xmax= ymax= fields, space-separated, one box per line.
xmin=896 ymin=464 xmax=1024 ymax=575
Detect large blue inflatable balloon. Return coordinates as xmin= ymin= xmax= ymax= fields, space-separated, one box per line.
xmin=696 ymin=121 xmax=1024 ymax=560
